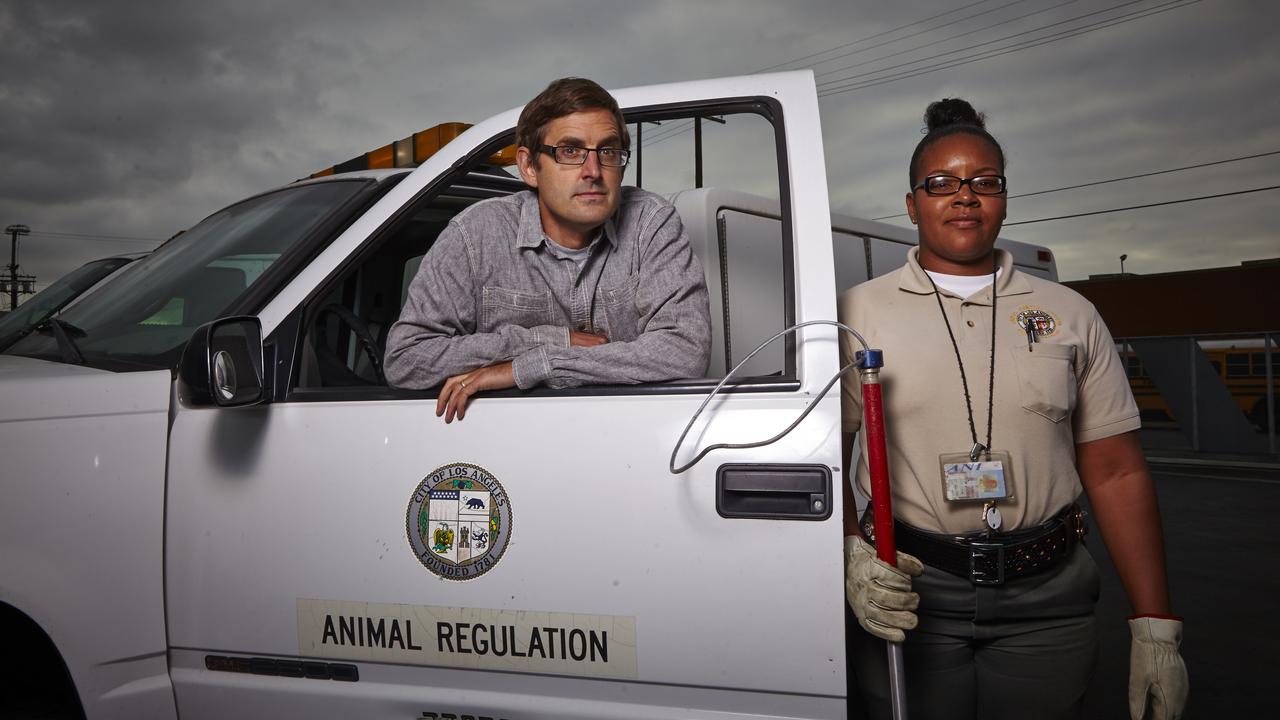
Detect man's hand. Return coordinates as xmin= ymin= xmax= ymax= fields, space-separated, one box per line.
xmin=569 ymin=330 xmax=608 ymax=347
xmin=437 ymin=362 xmax=515 ymax=423
xmin=845 ymin=534 xmax=924 ymax=643
xmin=1129 ymin=616 xmax=1188 ymax=720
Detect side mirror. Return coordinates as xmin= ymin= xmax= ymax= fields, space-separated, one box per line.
xmin=179 ymin=316 xmax=267 ymax=407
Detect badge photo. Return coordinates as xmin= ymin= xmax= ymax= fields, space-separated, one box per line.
xmin=939 ymin=451 xmax=1015 ymax=503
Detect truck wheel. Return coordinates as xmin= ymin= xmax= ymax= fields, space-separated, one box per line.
xmin=0 ymin=605 xmax=85 ymax=720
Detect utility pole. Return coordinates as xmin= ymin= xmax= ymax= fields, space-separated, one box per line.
xmin=6 ymin=224 xmax=30 ymax=311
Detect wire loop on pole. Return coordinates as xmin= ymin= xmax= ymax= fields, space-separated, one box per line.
xmin=669 ymin=319 xmax=870 ymax=474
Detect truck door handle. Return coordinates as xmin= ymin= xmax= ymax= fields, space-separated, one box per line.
xmin=715 ymin=464 xmax=832 ymax=520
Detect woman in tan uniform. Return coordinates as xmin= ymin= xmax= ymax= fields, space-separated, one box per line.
xmin=839 ymin=98 xmax=1188 ymax=720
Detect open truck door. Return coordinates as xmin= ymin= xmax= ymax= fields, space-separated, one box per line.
xmin=164 ymin=71 xmax=848 ymax=719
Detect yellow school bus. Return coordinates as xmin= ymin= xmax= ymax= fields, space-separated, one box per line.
xmin=1121 ymin=340 xmax=1278 ymax=430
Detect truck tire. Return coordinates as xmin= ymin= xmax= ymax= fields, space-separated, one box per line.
xmin=0 ymin=604 xmax=85 ymax=720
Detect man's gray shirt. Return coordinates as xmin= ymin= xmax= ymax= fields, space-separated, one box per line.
xmin=384 ymin=188 xmax=712 ymax=390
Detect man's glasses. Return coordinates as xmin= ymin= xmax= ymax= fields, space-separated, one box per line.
xmin=912 ymin=175 xmax=1007 ymax=196
xmin=539 ymin=144 xmax=630 ymax=168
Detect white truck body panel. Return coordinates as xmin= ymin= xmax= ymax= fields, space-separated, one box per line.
xmin=0 ymin=356 xmax=177 ymax=718
xmin=165 ymin=393 xmax=846 ymax=717
xmin=167 ymin=648 xmax=843 ymax=718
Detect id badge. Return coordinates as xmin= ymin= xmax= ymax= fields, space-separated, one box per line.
xmin=939 ymin=451 xmax=1015 ymax=503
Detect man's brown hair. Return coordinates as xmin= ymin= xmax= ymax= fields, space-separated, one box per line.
xmin=515 ymin=77 xmax=630 ymax=164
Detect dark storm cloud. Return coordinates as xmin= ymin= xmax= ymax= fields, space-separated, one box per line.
xmin=817 ymin=1 xmax=1280 ymax=279
xmin=0 ymin=0 xmax=1276 ymax=288
xmin=0 ymin=1 xmax=350 ymax=205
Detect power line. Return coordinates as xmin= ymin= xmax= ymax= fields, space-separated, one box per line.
xmin=1004 ymin=184 xmax=1280 ymax=226
xmin=818 ymin=1 xmax=1198 ymax=96
xmin=637 ymin=119 xmax=693 ymax=147
xmin=814 ymin=0 xmax=1078 ymax=82
xmin=809 ymin=0 xmax=1049 ymax=78
xmin=647 ymin=1 xmax=1193 ymax=147
xmin=818 ymin=0 xmax=1197 ymax=96
xmin=819 ymin=5 xmax=1195 ymax=97
xmin=26 ymin=230 xmax=164 ymax=244
xmin=871 ymin=150 xmax=1280 ymax=219
xmin=646 ymin=1 xmax=1052 ymax=147
xmin=755 ymin=0 xmax=997 ymax=73
xmin=1011 ymin=151 xmax=1280 ymax=198
xmin=817 ymin=0 xmax=1146 ymax=88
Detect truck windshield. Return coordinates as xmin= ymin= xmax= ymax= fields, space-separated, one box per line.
xmin=4 ymin=180 xmax=368 ymax=370
xmin=0 ymin=256 xmax=135 ymax=350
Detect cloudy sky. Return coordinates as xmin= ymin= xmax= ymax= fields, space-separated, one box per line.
xmin=1 ymin=0 xmax=1276 ymax=295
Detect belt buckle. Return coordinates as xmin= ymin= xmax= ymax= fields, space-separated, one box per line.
xmin=969 ymin=542 xmax=1005 ymax=586
xmin=1071 ymin=506 xmax=1089 ymax=542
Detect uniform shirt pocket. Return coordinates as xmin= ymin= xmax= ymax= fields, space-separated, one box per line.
xmin=1009 ymin=343 xmax=1078 ymax=423
xmin=598 ymin=275 xmax=641 ymax=341
xmin=481 ymin=286 xmax=552 ymax=329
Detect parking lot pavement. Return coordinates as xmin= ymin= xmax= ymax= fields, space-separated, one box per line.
xmin=1080 ymin=460 xmax=1280 ymax=719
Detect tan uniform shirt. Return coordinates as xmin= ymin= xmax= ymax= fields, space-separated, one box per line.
xmin=839 ymin=247 xmax=1139 ymax=534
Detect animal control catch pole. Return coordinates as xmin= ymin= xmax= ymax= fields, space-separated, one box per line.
xmin=857 ymin=348 xmax=908 ymax=720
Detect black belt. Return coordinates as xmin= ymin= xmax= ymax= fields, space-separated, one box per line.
xmin=860 ymin=504 xmax=1087 ymax=586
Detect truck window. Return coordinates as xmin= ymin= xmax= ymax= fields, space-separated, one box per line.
xmin=0 ymin=256 xmax=134 ymax=351
xmin=3 ymin=181 xmax=371 ymax=371
xmin=292 ymin=103 xmax=790 ymax=393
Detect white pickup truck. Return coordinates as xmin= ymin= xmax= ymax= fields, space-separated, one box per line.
xmin=0 ymin=72 xmax=1054 ymax=719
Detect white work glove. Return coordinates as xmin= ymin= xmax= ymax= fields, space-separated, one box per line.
xmin=1128 ymin=616 xmax=1189 ymax=720
xmin=844 ymin=534 xmax=924 ymax=643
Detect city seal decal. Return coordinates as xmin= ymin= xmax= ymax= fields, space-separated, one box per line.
xmin=407 ymin=463 xmax=511 ymax=581
xmin=1012 ymin=306 xmax=1057 ymax=338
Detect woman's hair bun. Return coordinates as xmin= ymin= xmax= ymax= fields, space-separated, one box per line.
xmin=924 ymin=98 xmax=985 ymax=132
xmin=909 ymin=97 xmax=1003 ymax=186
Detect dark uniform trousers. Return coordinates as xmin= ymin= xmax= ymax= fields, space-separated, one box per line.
xmin=847 ymin=546 xmax=1101 ymax=720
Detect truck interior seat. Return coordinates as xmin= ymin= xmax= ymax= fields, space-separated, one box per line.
xmin=184 ymin=266 xmax=247 ymax=327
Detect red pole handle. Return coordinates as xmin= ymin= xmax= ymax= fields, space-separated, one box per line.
xmin=861 ymin=372 xmax=897 ymax=566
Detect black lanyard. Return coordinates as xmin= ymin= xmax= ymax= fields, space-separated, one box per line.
xmin=923 ymin=263 xmax=998 ymax=461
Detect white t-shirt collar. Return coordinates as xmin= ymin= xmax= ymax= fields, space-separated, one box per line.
xmin=924 ymin=267 xmax=1004 ymax=299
